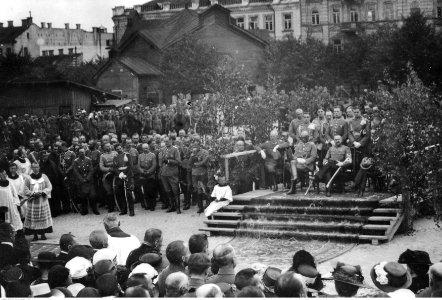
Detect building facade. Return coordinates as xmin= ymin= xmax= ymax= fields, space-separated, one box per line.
xmin=112 ymin=0 xmax=302 ymax=44
xmin=0 ymin=17 xmax=113 ymax=61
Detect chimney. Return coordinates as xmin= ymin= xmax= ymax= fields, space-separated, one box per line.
xmin=0 ymin=23 xmax=3 ymax=28
xmin=8 ymin=21 xmax=13 ymax=27
xmin=134 ymin=5 xmax=142 ymax=13
xmin=47 ymin=22 xmax=52 ymax=29
xmin=41 ymin=22 xmax=46 ymax=28
xmin=22 ymin=19 xmax=27 ymax=26
xmin=76 ymin=23 xmax=81 ymax=30
xmin=65 ymin=23 xmax=69 ymax=29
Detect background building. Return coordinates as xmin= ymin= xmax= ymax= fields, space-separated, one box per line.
xmin=0 ymin=17 xmax=113 ymax=61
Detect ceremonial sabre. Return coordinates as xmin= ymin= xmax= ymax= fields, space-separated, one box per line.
xmin=112 ymin=177 xmax=121 ymax=212
xmin=123 ymin=178 xmax=130 ymax=213
xmin=305 ymin=168 xmax=319 ymax=196
xmin=64 ymin=178 xmax=79 ymax=213
xmin=326 ymin=166 xmax=342 ymax=189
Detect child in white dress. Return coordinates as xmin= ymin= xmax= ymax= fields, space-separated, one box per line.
xmin=204 ymin=173 xmax=233 ymax=217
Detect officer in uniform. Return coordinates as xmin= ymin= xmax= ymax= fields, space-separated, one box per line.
xmin=312 ymin=107 xmax=328 ymax=168
xmin=348 ymin=106 xmax=371 ymax=173
xmin=99 ymin=142 xmax=117 ymax=212
xmin=158 ymin=136 xmax=181 ymax=214
xmin=179 ymin=136 xmax=193 ymax=210
xmin=113 ymin=143 xmax=135 ymax=216
xmin=59 ymin=141 xmax=77 ymax=212
xmin=126 ymin=138 xmax=143 ymax=207
xmin=138 ymin=143 xmax=157 ymax=211
xmin=288 ymin=109 xmax=304 ymax=144
xmin=326 ymin=107 xmax=348 ymax=146
xmin=284 ymin=131 xmax=317 ymax=195
xmin=73 ymin=148 xmax=98 ymax=215
xmin=86 ymin=140 xmax=104 ymax=207
xmin=190 ymin=136 xmax=209 ymax=214
xmin=296 ymin=112 xmax=316 ymax=142
xmin=315 ymin=135 xmax=352 ymax=197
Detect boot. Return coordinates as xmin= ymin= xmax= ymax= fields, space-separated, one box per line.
xmin=287 ymin=180 xmax=297 ymax=195
xmin=107 ymin=195 xmax=115 ymax=213
xmin=192 ymin=192 xmax=198 ymax=206
xmin=80 ymin=198 xmax=88 ymax=215
xmin=166 ymin=194 xmax=176 ymax=213
xmin=176 ymin=196 xmax=181 ymax=214
xmin=129 ymin=209 xmax=135 ymax=216
xmin=197 ymin=194 xmax=204 ymax=214
xmin=183 ymin=192 xmax=191 ymax=210
xmin=326 ymin=187 xmax=331 ymax=197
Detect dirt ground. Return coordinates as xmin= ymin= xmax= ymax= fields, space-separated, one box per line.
xmin=33 ymin=204 xmax=442 ymax=294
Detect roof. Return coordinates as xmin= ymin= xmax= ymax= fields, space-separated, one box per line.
xmin=0 ymin=26 xmax=27 ymax=44
xmin=119 ymin=56 xmax=162 ymax=76
xmin=94 ymin=99 xmax=133 ymax=107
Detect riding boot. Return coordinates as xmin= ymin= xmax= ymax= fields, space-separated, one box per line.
xmin=107 ymin=194 xmax=115 ymax=213
xmin=287 ymin=180 xmax=297 ymax=195
xmin=129 ymin=198 xmax=135 ymax=217
xmin=192 ymin=192 xmax=198 ymax=207
xmin=176 ymin=195 xmax=181 ymax=214
xmin=166 ymin=194 xmax=176 ymax=213
xmin=326 ymin=187 xmax=331 ymax=197
xmin=272 ymin=174 xmax=278 ymax=191
xmin=91 ymin=197 xmax=100 ymax=215
xmin=80 ymin=197 xmax=88 ymax=215
xmin=183 ymin=191 xmax=191 ymax=210
xmin=197 ymin=194 xmax=204 ymax=214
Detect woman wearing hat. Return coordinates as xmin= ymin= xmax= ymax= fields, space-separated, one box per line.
xmin=0 ymin=167 xmax=23 ymax=232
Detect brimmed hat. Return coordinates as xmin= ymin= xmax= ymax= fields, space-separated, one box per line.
xmin=297 ymin=264 xmax=319 ymax=278
xmin=398 ymin=249 xmax=432 ymax=266
xmin=331 ymin=262 xmax=370 ymax=288
xmin=93 ymin=259 xmax=116 ymax=276
xmin=134 ymin=252 xmax=162 ymax=269
xmin=66 ymin=245 xmax=94 ymax=261
xmin=262 ymin=267 xmax=282 ymax=288
xmin=129 ymin=263 xmax=158 ymax=284
xmin=30 ymin=283 xmax=52 ymax=297
xmin=370 ymin=261 xmax=412 ymax=292
xmin=1 ymin=266 xmax=24 ymax=283
xmin=93 ymin=248 xmax=117 ymax=265
xmin=65 ymin=256 xmax=92 ymax=279
xmin=33 ymin=251 xmax=57 ymax=264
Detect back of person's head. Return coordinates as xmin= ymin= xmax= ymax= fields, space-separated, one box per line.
xmin=103 ymin=213 xmax=119 ymax=229
xmin=195 ymin=284 xmax=223 ymax=298
xmin=188 ymin=253 xmax=211 ymax=276
xmin=126 ymin=274 xmax=155 ymax=297
xmin=76 ymin=287 xmax=100 ymax=298
xmin=212 ymin=243 xmax=236 ymax=268
xmin=398 ymin=249 xmax=432 ymax=276
xmin=48 ymin=265 xmax=71 ymax=289
xmin=234 ymin=268 xmax=262 ymax=290
xmin=144 ymin=228 xmax=162 ymax=247
xmin=59 ymin=233 xmax=76 ymax=252
xmin=5 ymin=281 xmax=32 ymax=297
xmin=237 ymin=286 xmax=265 ymax=298
xmin=165 ymin=241 xmax=188 ymax=265
xmin=292 ymin=250 xmax=316 ymax=270
xmin=89 ymin=230 xmax=108 ymax=249
xmin=125 ymin=285 xmax=151 ymax=297
xmin=165 ymin=271 xmax=189 ymax=297
xmin=188 ymin=233 xmax=209 ymax=254
xmin=36 ymin=251 xmax=57 ymax=270
xmin=66 ymin=244 xmax=94 ymax=261
xmin=275 ymin=272 xmax=307 ymax=297
xmin=96 ymin=274 xmax=119 ymax=297
xmin=429 ymin=263 xmax=442 ymax=288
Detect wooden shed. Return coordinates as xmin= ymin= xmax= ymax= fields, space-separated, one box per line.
xmin=0 ymin=80 xmax=121 ymax=116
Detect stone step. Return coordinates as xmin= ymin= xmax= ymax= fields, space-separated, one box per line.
xmin=362 ymin=224 xmax=390 ymax=230
xmin=211 ymin=212 xmax=243 ymax=219
xmin=220 ymin=205 xmax=245 ymax=211
xmin=249 ymin=198 xmax=380 ymax=208
xmin=234 ymin=228 xmax=360 ymax=242
xmin=199 ymin=227 xmax=236 ymax=234
xmin=244 ymin=212 xmax=368 ymax=223
xmin=204 ymin=220 xmax=239 ymax=227
xmin=359 ymin=235 xmax=389 ymax=241
xmin=372 ymin=208 xmax=402 ymax=214
xmin=367 ymin=216 xmax=397 ymax=222
xmin=244 ymin=205 xmax=374 ymax=216
xmin=239 ymin=220 xmax=364 ymax=233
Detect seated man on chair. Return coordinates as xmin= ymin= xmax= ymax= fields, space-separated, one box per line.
xmin=280 ymin=131 xmax=317 ymax=195
xmin=315 ymin=135 xmax=352 ymax=197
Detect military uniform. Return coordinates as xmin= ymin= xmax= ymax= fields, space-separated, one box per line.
xmin=190 ymin=147 xmax=209 ymax=213
xmin=158 ymin=145 xmax=181 ymax=213
xmin=326 ymin=118 xmax=349 ymax=145
xmin=113 ymin=152 xmax=134 ymax=216
xmin=256 ymin=139 xmax=287 ymax=191
xmin=315 ymin=144 xmax=352 ymax=195
xmin=128 ymin=146 xmax=143 ymax=207
xmin=99 ymin=151 xmax=117 ymax=212
xmin=73 ymin=156 xmax=97 ymax=215
xmin=179 ymin=143 xmax=193 ymax=210
xmin=288 ymin=118 xmax=304 ymax=143
xmin=348 ymin=116 xmax=371 ymax=172
xmin=138 ymin=151 xmax=157 ymax=210
xmin=59 ymin=149 xmax=77 ymax=212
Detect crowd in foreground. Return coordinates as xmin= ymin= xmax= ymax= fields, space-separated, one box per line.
xmin=0 ymin=213 xmax=441 ymax=298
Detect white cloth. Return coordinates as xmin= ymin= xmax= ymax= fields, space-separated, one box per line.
xmin=0 ymin=181 xmax=23 ymax=231
xmin=205 ymin=185 xmax=233 ymax=217
xmin=14 ymin=159 xmax=32 ymax=176
xmin=107 ymin=235 xmax=141 ymax=265
xmin=8 ymin=175 xmax=26 ymax=218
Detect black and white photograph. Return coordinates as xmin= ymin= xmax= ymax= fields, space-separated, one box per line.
xmin=0 ymin=0 xmax=441 ymax=297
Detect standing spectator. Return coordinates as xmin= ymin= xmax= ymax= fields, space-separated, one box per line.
xmin=40 ymin=151 xmax=63 ymax=217
xmin=14 ymin=148 xmax=32 ymax=176
xmin=73 ymin=148 xmax=98 ymax=215
xmin=0 ymin=223 xmax=16 ymax=269
xmin=23 ymin=162 xmax=53 ymax=241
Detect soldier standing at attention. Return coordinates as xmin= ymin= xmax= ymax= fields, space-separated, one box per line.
xmin=348 ymin=106 xmax=371 ymax=172
xmin=326 ymin=106 xmax=348 ymax=147
xmin=138 ymin=143 xmax=157 ymax=211
xmin=190 ymin=136 xmax=210 ymax=214
xmin=113 ymin=144 xmax=135 ymax=216
xmin=73 ymin=148 xmax=98 ymax=215
xmin=158 ymin=137 xmax=181 ymax=214
xmin=99 ymin=143 xmax=117 ymax=213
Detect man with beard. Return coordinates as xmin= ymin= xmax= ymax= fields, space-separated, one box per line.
xmin=100 ymin=143 xmax=118 ymax=213
xmin=113 ymin=144 xmax=135 ymax=216
xmin=59 ymin=142 xmax=77 ymax=213
xmin=40 ymin=151 xmax=63 ymax=217
xmin=158 ymin=137 xmax=181 ymax=213
xmin=315 ymin=135 xmax=351 ymax=197
xmin=73 ymin=148 xmax=98 ymax=215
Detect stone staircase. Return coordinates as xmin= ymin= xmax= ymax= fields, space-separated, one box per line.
xmin=200 ymin=190 xmax=404 ymax=245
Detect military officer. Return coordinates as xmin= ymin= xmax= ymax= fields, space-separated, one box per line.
xmin=288 ymin=108 xmax=304 ymax=144
xmin=158 ymin=136 xmax=181 ymax=214
xmin=190 ymin=136 xmax=210 ymax=214
xmin=315 ymin=135 xmax=352 ymax=197
xmin=59 ymin=141 xmax=77 ymax=212
xmin=113 ymin=143 xmax=135 ymax=216
xmin=326 ymin=107 xmax=349 ymax=146
xmin=138 ymin=143 xmax=157 ymax=211
xmin=73 ymin=148 xmax=98 ymax=215
xmin=348 ymin=106 xmax=371 ymax=172
xmin=312 ymin=107 xmax=328 ymax=167
xmin=99 ymin=143 xmax=117 ymax=212
xmin=179 ymin=136 xmax=193 ymax=210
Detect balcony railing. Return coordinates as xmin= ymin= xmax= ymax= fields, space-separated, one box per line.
xmin=219 ymin=0 xmax=242 ymax=6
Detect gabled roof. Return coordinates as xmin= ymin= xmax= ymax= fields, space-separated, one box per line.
xmin=118 ymin=56 xmax=162 ymax=76
xmin=0 ymin=26 xmax=28 ymax=44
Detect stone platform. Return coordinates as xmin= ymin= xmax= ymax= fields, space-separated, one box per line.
xmin=200 ymin=190 xmax=404 ymax=245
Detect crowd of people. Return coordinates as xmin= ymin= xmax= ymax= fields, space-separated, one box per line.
xmin=0 ymin=214 xmax=441 ymax=298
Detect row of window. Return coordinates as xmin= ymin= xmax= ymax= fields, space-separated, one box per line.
xmin=236 ymin=13 xmax=293 ymax=31
xmin=311 ymin=4 xmax=395 ymax=25
xmin=42 ymin=48 xmax=75 ymax=56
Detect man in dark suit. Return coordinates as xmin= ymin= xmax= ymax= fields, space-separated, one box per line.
xmin=0 ymin=221 xmax=16 ymax=269
xmin=126 ymin=228 xmax=163 ymax=269
xmin=56 ymin=233 xmax=77 ymax=264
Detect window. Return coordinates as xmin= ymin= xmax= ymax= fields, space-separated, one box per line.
xmin=367 ymin=4 xmax=376 ymax=21
xmin=6 ymin=48 xmax=12 ymax=54
xmin=410 ymin=1 xmax=420 ymax=14
xmin=312 ymin=9 xmax=320 ymax=24
xmin=350 ymin=8 xmax=359 ymax=22
xmin=59 ymin=49 xmax=64 ymax=55
xmin=68 ymin=48 xmax=74 ymax=55
xmin=23 ymin=47 xmax=29 ymax=56
xmin=265 ymin=15 xmax=274 ymax=31
xmin=49 ymin=50 xmax=54 ymax=56
xmin=332 ymin=7 xmax=341 ymax=23
xmin=106 ymin=39 xmax=111 ymax=46
xmin=27 ymin=33 xmax=30 ymax=39
xmin=438 ymin=7 xmax=442 ymax=18
xmin=236 ymin=17 xmax=245 ymax=28
xmin=384 ymin=2 xmax=394 ymax=19
xmin=249 ymin=16 xmax=258 ymax=29
xmin=333 ymin=39 xmax=342 ymax=53
xmin=283 ymin=13 xmax=292 ymax=30
xmin=42 ymin=50 xmax=48 ymax=56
